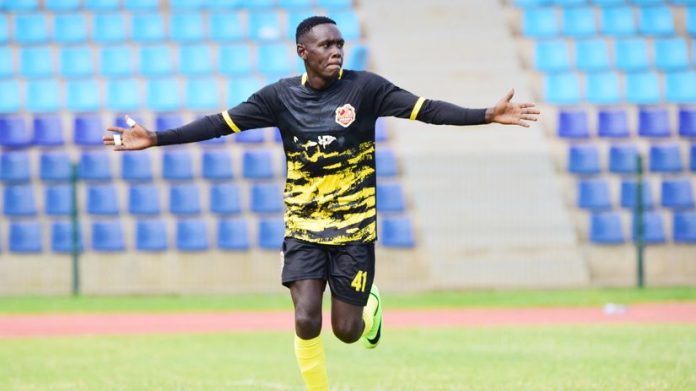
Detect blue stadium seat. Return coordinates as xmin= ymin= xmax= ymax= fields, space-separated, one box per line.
xmin=673 ymin=211 xmax=696 ymax=243
xmin=5 ymin=0 xmax=38 ymax=10
xmin=654 ymin=38 xmax=689 ymax=71
xmin=287 ymin=11 xmax=313 ymax=40
xmin=568 ymin=144 xmax=601 ymax=175
xmin=92 ymin=220 xmax=126 ymax=252
xmin=218 ymin=218 xmax=250 ymax=250
xmin=209 ymin=12 xmax=245 ymax=41
xmin=600 ymin=6 xmax=636 ymax=36
xmin=575 ymin=38 xmax=610 ymax=72
xmin=170 ymin=183 xmax=202 ymax=215
xmin=74 ymin=114 xmax=104 ymax=146
xmin=85 ymin=0 xmax=119 ymax=10
xmin=162 ymin=149 xmax=194 ymax=181
xmin=375 ymin=118 xmax=388 ymax=142
xmin=45 ymin=184 xmax=73 ymax=216
xmin=626 ymin=71 xmax=661 ymax=105
xmin=273 ymin=127 xmax=283 ymax=143
xmin=249 ymin=10 xmax=283 ymax=41
xmin=346 ymin=44 xmax=368 ymax=71
xmin=227 ymin=77 xmax=263 ymax=106
xmin=0 ymin=80 xmax=20 ymax=113
xmin=608 ymin=144 xmax=639 ymax=174
xmin=202 ymin=150 xmax=234 ymax=180
xmin=330 ymin=10 xmax=361 ymax=40
xmin=79 ymin=151 xmax=112 ymax=181
xmin=40 ymin=151 xmax=72 ymax=182
xmin=615 ymin=38 xmax=649 ymax=71
xmin=186 ymin=77 xmax=219 ymax=111
xmin=210 ymin=183 xmax=243 ymax=215
xmin=136 ymin=219 xmax=168 ymax=251
xmin=176 ymin=218 xmax=209 ymax=251
xmin=46 ymin=0 xmax=81 ymax=10
xmin=14 ymin=13 xmax=48 ymax=44
xmin=534 ymin=39 xmax=570 ymax=72
xmin=54 ymin=13 xmax=87 ymax=43
xmin=26 ymin=79 xmax=61 ymax=113
xmin=219 ymin=44 xmax=254 ymax=75
xmin=381 ymin=215 xmax=416 ymax=248
xmin=0 ymin=14 xmax=6 ymax=44
xmin=688 ymin=7 xmax=696 ymax=36
xmin=692 ymin=144 xmax=696 ymax=172
xmin=522 ymin=7 xmax=559 ymax=38
xmin=631 ymin=0 xmax=668 ymax=4
xmin=376 ymin=149 xmax=398 ymax=177
xmin=632 ymin=211 xmax=666 ymax=244
xmin=87 ymin=184 xmax=120 ymax=215
xmin=317 ymin=0 xmax=353 ymax=9
xmin=9 ymin=221 xmax=42 ymax=253
xmin=20 ymin=46 xmax=54 ymax=77
xmin=679 ymin=107 xmax=696 ymax=138
xmin=620 ymin=179 xmax=654 ymax=210
xmin=100 ymin=45 xmax=134 ymax=76
xmin=562 ymin=6 xmax=596 ymax=37
xmin=51 ymin=221 xmax=83 ymax=253
xmin=638 ymin=5 xmax=674 ymax=36
xmin=66 ymin=79 xmax=100 ymax=112
xmin=258 ymin=217 xmax=285 ymax=250
xmin=649 ymin=143 xmax=683 ymax=173
xmin=578 ymin=178 xmax=612 ymax=211
xmin=147 ymin=78 xmax=181 ymax=112
xmin=589 ymin=212 xmax=625 ymax=244
xmin=638 ymin=107 xmax=671 ymax=138
xmin=92 ymin=13 xmax=128 ymax=43
xmin=544 ymin=73 xmax=581 ymax=105
xmin=235 ymin=129 xmax=266 ymax=143
xmin=251 ymin=183 xmax=284 ymax=213
xmin=661 ymin=178 xmax=695 ymax=209
xmin=180 ymin=45 xmax=214 ymax=76
xmin=598 ymin=109 xmax=629 ymax=138
xmin=33 ymin=114 xmax=64 ymax=146
xmin=124 ymin=0 xmax=158 ymax=9
xmin=0 ymin=115 xmax=29 ymax=148
xmin=258 ymin=43 xmax=292 ymax=76
xmin=128 ymin=183 xmax=161 ymax=215
xmin=3 ymin=185 xmax=37 ymax=216
xmin=0 ymin=151 xmax=31 ymax=182
xmin=60 ymin=46 xmax=93 ymax=78
xmin=155 ymin=113 xmax=184 ymax=131
xmin=107 ymin=78 xmax=142 ymax=111
xmin=377 ymin=183 xmax=406 ymax=212
xmin=243 ymin=149 xmax=275 ymax=179
xmin=557 ymin=109 xmax=589 ymax=139
xmin=278 ymin=0 xmax=313 ymax=8
xmin=0 ymin=47 xmax=12 ymax=77
xmin=586 ymin=71 xmax=621 ymax=105
xmin=170 ymin=12 xmax=205 ymax=42
xmin=122 ymin=151 xmax=153 ymax=182
xmin=132 ymin=13 xmax=166 ymax=42
xmin=665 ymin=71 xmax=696 ymax=104
xmin=139 ymin=45 xmax=174 ymax=76
xmin=171 ymin=0 xmax=206 ymax=9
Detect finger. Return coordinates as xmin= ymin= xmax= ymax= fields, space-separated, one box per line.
xmin=520 ymin=102 xmax=536 ymax=109
xmin=517 ymin=121 xmax=531 ymax=128
xmin=103 ymin=135 xmax=114 ymax=142
xmin=504 ymin=88 xmax=514 ymax=102
xmin=524 ymin=109 xmax=541 ymax=115
xmin=522 ymin=115 xmax=538 ymax=121
xmin=125 ymin=115 xmax=137 ymax=128
xmin=103 ymin=139 xmax=115 ymax=146
xmin=106 ymin=126 xmax=126 ymax=134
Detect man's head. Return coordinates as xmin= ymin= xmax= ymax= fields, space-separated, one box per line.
xmin=296 ymin=16 xmax=344 ymax=83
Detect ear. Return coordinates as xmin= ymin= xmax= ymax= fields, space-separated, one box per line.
xmin=297 ymin=43 xmax=307 ymax=60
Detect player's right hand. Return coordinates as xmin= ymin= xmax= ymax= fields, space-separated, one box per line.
xmin=103 ymin=115 xmax=158 ymax=151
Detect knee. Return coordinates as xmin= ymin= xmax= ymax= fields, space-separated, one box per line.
xmin=295 ymin=310 xmax=322 ymax=339
xmin=332 ymin=317 xmax=362 ymax=344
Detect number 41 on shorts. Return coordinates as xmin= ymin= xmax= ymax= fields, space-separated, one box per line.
xmin=351 ymin=270 xmax=368 ymax=292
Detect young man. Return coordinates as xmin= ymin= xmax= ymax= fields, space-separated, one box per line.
xmin=104 ymin=16 xmax=539 ymax=391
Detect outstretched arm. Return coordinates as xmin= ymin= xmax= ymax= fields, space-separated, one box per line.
xmin=483 ymin=89 xmax=540 ymax=128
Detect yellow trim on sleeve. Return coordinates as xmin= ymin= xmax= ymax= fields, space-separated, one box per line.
xmin=301 ymin=73 xmax=308 ymax=85
xmin=409 ymin=97 xmax=426 ymax=120
xmin=221 ymin=110 xmax=241 ymax=133
xmin=339 ymin=68 xmax=343 ymax=79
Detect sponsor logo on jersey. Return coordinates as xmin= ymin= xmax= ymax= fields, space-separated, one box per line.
xmin=335 ymin=104 xmax=356 ymax=128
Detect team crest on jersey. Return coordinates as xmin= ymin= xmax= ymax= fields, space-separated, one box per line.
xmin=335 ymin=104 xmax=356 ymax=128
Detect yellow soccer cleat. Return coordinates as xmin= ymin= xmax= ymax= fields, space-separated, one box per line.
xmin=361 ymin=284 xmax=382 ymax=349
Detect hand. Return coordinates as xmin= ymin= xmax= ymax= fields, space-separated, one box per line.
xmin=485 ymin=89 xmax=540 ymax=128
xmin=103 ymin=115 xmax=158 ymax=151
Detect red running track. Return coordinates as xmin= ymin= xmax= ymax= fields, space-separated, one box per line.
xmin=0 ymin=303 xmax=694 ymax=339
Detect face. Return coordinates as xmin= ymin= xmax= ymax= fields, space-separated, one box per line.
xmin=297 ymin=24 xmax=345 ymax=80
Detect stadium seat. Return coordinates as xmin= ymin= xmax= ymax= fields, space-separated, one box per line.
xmin=278 ymin=0 xmax=313 ymax=8
xmin=209 ymin=12 xmax=246 ymax=41
xmin=79 ymin=151 xmax=113 ymax=181
xmin=147 ymin=78 xmax=181 ymax=112
xmin=377 ymin=183 xmax=406 ymax=212
xmin=375 ymin=118 xmax=388 ymax=142
xmin=589 ymin=212 xmax=625 ymax=244
xmin=347 ymin=44 xmax=368 ymax=71
xmin=620 ymin=179 xmax=654 ymax=210
xmin=14 ymin=13 xmax=48 ymax=44
xmin=170 ymin=12 xmax=205 ymax=42
xmin=376 ymin=149 xmax=398 ymax=177
xmin=202 ymin=150 xmax=234 ymax=180
xmin=3 ymin=185 xmax=37 ymax=216
xmin=45 ymin=184 xmax=73 ymax=216
xmin=608 ymin=144 xmax=639 ymax=174
xmin=249 ymin=11 xmax=283 ymax=41
xmin=649 ymin=143 xmax=683 ymax=173
xmin=162 ymin=149 xmax=194 ymax=181
xmin=381 ymin=215 xmax=416 ymax=248
xmin=210 ymin=183 xmax=243 ymax=215
xmin=87 ymin=184 xmax=120 ymax=215
xmin=92 ymin=13 xmax=128 ymax=43
xmin=258 ymin=43 xmax=292 ymax=76
xmin=235 ymin=129 xmax=265 ymax=143
xmin=121 ymin=151 xmax=153 ymax=182
xmin=575 ymin=38 xmax=610 ymax=72
xmin=615 ymin=38 xmax=649 ymax=71
xmin=100 ymin=45 xmax=134 ymax=76
xmin=218 ymin=218 xmax=250 ymax=250
xmin=186 ymin=77 xmax=219 ymax=111
xmin=330 ymin=10 xmax=361 ymax=40
xmin=51 ymin=221 xmax=83 ymax=253
xmin=129 ymin=183 xmax=161 ymax=215
xmin=171 ymin=0 xmax=206 ymax=9
xmin=661 ymin=178 xmax=695 ymax=209
xmin=0 ymin=80 xmax=20 ymax=113
xmin=219 ymin=44 xmax=254 ymax=75
xmin=273 ymin=127 xmax=283 ymax=143
xmin=139 ymin=45 xmax=174 ymax=76
xmin=73 ymin=114 xmax=104 ymax=145
xmin=179 ymin=45 xmax=214 ymax=76
xmin=626 ymin=72 xmax=661 ymax=105
xmin=9 ymin=221 xmax=42 ymax=253
xmin=638 ymin=5 xmax=674 ymax=36
xmin=568 ymin=144 xmax=601 ymax=175
xmin=106 ymin=78 xmax=142 ymax=111
xmin=258 ymin=217 xmax=285 ymax=250
xmin=226 ymin=77 xmax=263 ymax=106
xmin=66 ymin=79 xmax=100 ymax=112
xmin=155 ymin=113 xmax=184 ymax=131
xmin=679 ymin=107 xmax=696 ymax=138
xmin=85 ymin=0 xmax=119 ymax=10
xmin=632 ymin=211 xmax=666 ymax=244
xmin=692 ymin=144 xmax=696 ymax=172
xmin=562 ymin=6 xmax=596 ymax=37
xmin=92 ymin=220 xmax=126 ymax=252
xmin=20 ymin=46 xmax=54 ymax=77
xmin=317 ymin=0 xmax=353 ymax=9
xmin=40 ymin=151 xmax=72 ymax=182
xmin=673 ymin=211 xmax=696 ymax=243
xmin=0 ymin=115 xmax=30 ymax=148
xmin=5 ymin=0 xmax=38 ymax=10
xmin=638 ymin=107 xmax=671 ymax=138
xmin=557 ymin=109 xmax=589 ymax=139
xmin=135 ymin=219 xmax=168 ymax=251
xmin=243 ymin=149 xmax=275 ymax=179
xmin=250 ymin=183 xmax=284 ymax=213
xmin=665 ymin=71 xmax=696 ymax=104
xmin=124 ymin=0 xmax=158 ymax=9
xmin=522 ymin=7 xmax=559 ymax=38
xmin=578 ymin=178 xmax=612 ymax=211
xmin=600 ymin=6 xmax=636 ymax=36
xmin=46 ymin=0 xmax=80 ymax=10
xmin=544 ymin=73 xmax=581 ymax=105
xmin=26 ymin=79 xmax=61 ymax=113
xmin=586 ymin=71 xmax=621 ymax=105
xmin=176 ymin=219 xmax=209 ymax=251
xmin=0 ymin=14 xmax=7 ymax=44
xmin=0 ymin=151 xmax=31 ymax=182
xmin=654 ymin=38 xmax=689 ymax=71
xmin=688 ymin=7 xmax=696 ymax=36
xmin=170 ymin=183 xmax=202 ymax=215
xmin=33 ymin=114 xmax=64 ymax=146
xmin=132 ymin=13 xmax=166 ymax=42
xmin=534 ymin=40 xmax=570 ymax=73
xmin=598 ymin=109 xmax=629 ymax=138
xmin=60 ymin=46 xmax=94 ymax=78
xmin=53 ymin=13 xmax=87 ymax=43
xmin=287 ymin=11 xmax=313 ymax=40
xmin=0 ymin=47 xmax=12 ymax=77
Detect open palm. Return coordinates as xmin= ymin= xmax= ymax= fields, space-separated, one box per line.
xmin=489 ymin=89 xmax=540 ymax=128
xmin=103 ymin=115 xmax=157 ymax=151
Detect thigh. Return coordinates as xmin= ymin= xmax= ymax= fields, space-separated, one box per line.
xmin=327 ymin=242 xmax=375 ymax=307
xmin=281 ymin=237 xmax=329 ymax=287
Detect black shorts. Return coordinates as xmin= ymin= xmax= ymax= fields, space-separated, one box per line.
xmin=281 ymin=237 xmax=375 ymax=306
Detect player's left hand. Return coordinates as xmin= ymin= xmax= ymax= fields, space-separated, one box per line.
xmin=486 ymin=89 xmax=540 ymax=128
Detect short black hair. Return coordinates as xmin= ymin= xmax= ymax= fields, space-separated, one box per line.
xmin=296 ymin=16 xmax=336 ymax=43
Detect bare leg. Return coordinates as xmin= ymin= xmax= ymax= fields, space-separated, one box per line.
xmin=330 ymin=296 xmax=364 ymax=343
xmin=290 ymin=279 xmax=326 ymax=339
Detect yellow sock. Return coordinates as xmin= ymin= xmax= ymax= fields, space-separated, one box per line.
xmin=294 ymin=335 xmax=329 ymax=391
xmin=361 ymin=295 xmax=378 ymax=337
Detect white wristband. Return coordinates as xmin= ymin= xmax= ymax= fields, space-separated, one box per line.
xmin=114 ymin=134 xmax=122 ymax=146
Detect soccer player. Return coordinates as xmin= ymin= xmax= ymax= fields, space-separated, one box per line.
xmin=104 ymin=16 xmax=539 ymax=391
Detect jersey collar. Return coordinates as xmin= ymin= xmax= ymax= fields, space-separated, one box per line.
xmin=301 ymin=68 xmax=343 ymax=86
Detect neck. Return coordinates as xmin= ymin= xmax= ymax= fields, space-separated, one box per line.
xmin=306 ymin=73 xmax=337 ymax=90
